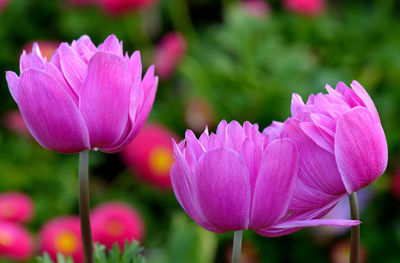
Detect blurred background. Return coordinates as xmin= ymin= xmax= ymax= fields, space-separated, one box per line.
xmin=1 ymin=0 xmax=400 ymax=262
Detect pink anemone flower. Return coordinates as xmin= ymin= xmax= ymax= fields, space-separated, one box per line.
xmin=170 ymin=120 xmax=359 ymax=236
xmin=0 ymin=221 xmax=33 ymax=261
xmin=0 ymin=192 xmax=34 ymax=224
xmin=6 ymin=34 xmax=157 ymax=154
xmin=91 ymin=202 xmax=145 ymax=249
xmin=39 ymin=216 xmax=83 ymax=263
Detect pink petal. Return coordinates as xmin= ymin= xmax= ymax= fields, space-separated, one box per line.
xmin=80 ymin=52 xmax=130 ymax=149
xmin=185 ymin=129 xmax=205 ymax=160
xmin=242 ymin=138 xmax=262 ymax=197
xmin=350 ymin=80 xmax=380 ymax=123
xmin=282 ymin=119 xmax=346 ymax=195
xmin=6 ymin=71 xmax=19 ymax=102
xmin=170 ymin=144 xmax=221 ymax=233
xmin=98 ymin=34 xmax=123 ymax=56
xmin=300 ymin=122 xmax=334 ymax=153
xmin=335 ymin=107 xmax=388 ymax=193
xmin=272 ymin=219 xmax=360 ymax=229
xmin=193 ymin=148 xmax=251 ymax=231
xmin=291 ymin=93 xmax=305 ymax=119
xmin=250 ymin=139 xmax=299 ymax=229
xmin=128 ymin=51 xmax=142 ymax=82
xmin=18 ymin=69 xmax=90 ymax=153
xmin=59 ymin=43 xmax=87 ymax=94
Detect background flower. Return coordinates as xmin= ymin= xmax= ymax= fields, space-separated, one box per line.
xmin=0 ymin=192 xmax=34 ymax=223
xmin=0 ymin=220 xmax=33 ymax=261
xmin=91 ymin=202 xmax=145 ymax=249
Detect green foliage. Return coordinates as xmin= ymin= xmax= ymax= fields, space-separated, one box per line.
xmin=36 ymin=242 xmax=145 ymax=263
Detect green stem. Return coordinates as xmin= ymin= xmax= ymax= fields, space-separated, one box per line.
xmin=231 ymin=230 xmax=243 ymax=263
xmin=349 ymin=192 xmax=360 ymax=263
xmin=79 ymin=150 xmax=94 ymax=263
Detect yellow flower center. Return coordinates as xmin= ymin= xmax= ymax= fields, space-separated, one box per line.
xmin=106 ymin=220 xmax=124 ymax=237
xmin=0 ymin=230 xmax=13 ymax=247
xmin=148 ymin=147 xmax=173 ymax=176
xmin=54 ymin=231 xmax=78 ymax=254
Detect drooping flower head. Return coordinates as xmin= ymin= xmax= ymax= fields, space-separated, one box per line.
xmin=39 ymin=216 xmax=83 ymax=263
xmin=122 ymin=123 xmax=178 ymax=188
xmin=6 ymin=34 xmax=157 ymax=154
xmin=154 ymin=32 xmax=187 ymax=79
xmin=0 ymin=221 xmax=33 ymax=261
xmin=91 ymin=202 xmax=145 ymax=249
xmin=0 ymin=192 xmax=34 ymax=224
xmin=171 ymin=120 xmax=358 ymax=236
xmin=283 ymin=0 xmax=326 ymax=16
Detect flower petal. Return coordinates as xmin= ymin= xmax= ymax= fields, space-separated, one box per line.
xmin=250 ymin=139 xmax=299 ymax=229
xmin=98 ymin=34 xmax=123 ymax=56
xmin=335 ymin=107 xmax=388 ymax=193
xmin=59 ymin=43 xmax=87 ymax=94
xmin=6 ymin=71 xmax=19 ymax=102
xmin=193 ymin=148 xmax=251 ymax=231
xmin=272 ymin=219 xmax=360 ymax=229
xmin=80 ymin=52 xmax=130 ymax=149
xmin=350 ymin=81 xmax=380 ymax=123
xmin=18 ymin=69 xmax=89 ymax=153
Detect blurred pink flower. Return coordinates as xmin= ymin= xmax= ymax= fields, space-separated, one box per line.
xmin=91 ymin=202 xmax=145 ymax=249
xmin=0 ymin=0 xmax=10 ymax=12
xmin=22 ymin=40 xmax=59 ymax=62
xmin=283 ymin=0 xmax=326 ymax=16
xmin=154 ymin=32 xmax=187 ymax=79
xmin=0 ymin=221 xmax=33 ymax=261
xmin=184 ymin=97 xmax=216 ymax=134
xmin=97 ymin=0 xmax=158 ymax=14
xmin=39 ymin=216 xmax=83 ymax=263
xmin=171 ymin=120 xmax=358 ymax=235
xmin=242 ymin=0 xmax=270 ymax=17
xmin=121 ymin=123 xmax=178 ymax=189
xmin=2 ymin=111 xmax=30 ymax=137
xmin=0 ymin=192 xmax=34 ymax=224
xmin=6 ymin=34 xmax=157 ymax=154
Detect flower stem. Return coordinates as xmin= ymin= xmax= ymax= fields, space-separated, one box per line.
xmin=79 ymin=150 xmax=94 ymax=263
xmin=349 ymin=192 xmax=360 ymax=263
xmin=231 ymin=230 xmax=243 ymax=263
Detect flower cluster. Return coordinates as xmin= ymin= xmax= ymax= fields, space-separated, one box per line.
xmin=171 ymin=81 xmax=387 ymax=236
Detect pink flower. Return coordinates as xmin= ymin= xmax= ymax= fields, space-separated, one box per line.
xmin=2 ymin=111 xmax=30 ymax=137
xmin=154 ymin=32 xmax=187 ymax=79
xmin=6 ymin=34 xmax=157 ymax=154
xmin=261 ymin=81 xmax=387 ymax=236
xmin=171 ymin=120 xmax=359 ymax=236
xmin=121 ymin=123 xmax=178 ymax=188
xmin=98 ymin=0 xmax=158 ymax=14
xmin=0 ymin=192 xmax=34 ymax=224
xmin=91 ymin=202 xmax=145 ymax=249
xmin=241 ymin=0 xmax=270 ymax=17
xmin=283 ymin=0 xmax=326 ymax=16
xmin=0 ymin=221 xmax=33 ymax=261
xmin=39 ymin=216 xmax=83 ymax=263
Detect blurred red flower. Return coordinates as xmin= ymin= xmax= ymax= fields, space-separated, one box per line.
xmin=2 ymin=111 xmax=30 ymax=138
xmin=39 ymin=216 xmax=83 ymax=263
xmin=91 ymin=202 xmax=145 ymax=249
xmin=97 ymin=0 xmax=158 ymax=14
xmin=283 ymin=0 xmax=326 ymax=16
xmin=121 ymin=123 xmax=178 ymax=189
xmin=0 ymin=221 xmax=33 ymax=261
xmin=242 ymin=0 xmax=270 ymax=18
xmin=184 ymin=97 xmax=216 ymax=134
xmin=154 ymin=32 xmax=187 ymax=79
xmin=0 ymin=192 xmax=34 ymax=224
xmin=0 ymin=0 xmax=9 ymax=13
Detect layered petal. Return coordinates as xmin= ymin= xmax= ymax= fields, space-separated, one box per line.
xmin=80 ymin=52 xmax=130 ymax=149
xmin=335 ymin=107 xmax=388 ymax=193
xmin=18 ymin=69 xmax=90 ymax=153
xmin=250 ymin=139 xmax=299 ymax=229
xmin=5 ymin=71 xmax=19 ymax=102
xmin=193 ymin=148 xmax=251 ymax=231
